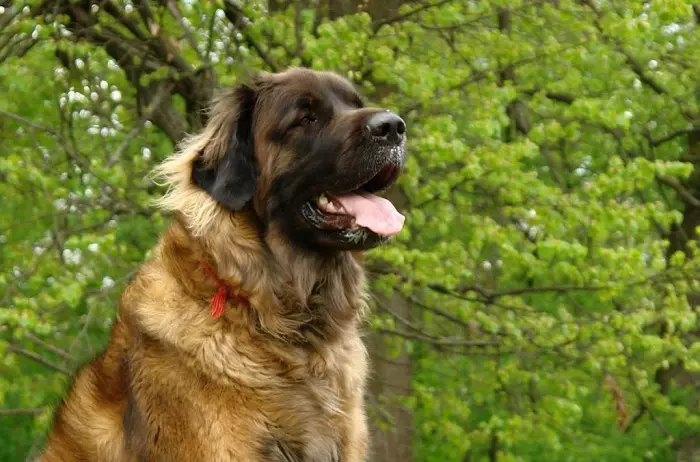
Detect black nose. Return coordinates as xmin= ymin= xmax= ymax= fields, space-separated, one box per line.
xmin=366 ymin=111 xmax=406 ymax=145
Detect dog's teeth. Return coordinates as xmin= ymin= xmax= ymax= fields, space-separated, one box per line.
xmin=318 ymin=195 xmax=329 ymax=207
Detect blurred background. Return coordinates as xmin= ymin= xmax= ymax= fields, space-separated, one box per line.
xmin=2 ymin=0 xmax=700 ymax=460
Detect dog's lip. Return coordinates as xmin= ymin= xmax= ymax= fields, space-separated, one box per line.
xmin=301 ymin=200 xmax=357 ymax=230
xmin=329 ymin=160 xmax=402 ymax=198
xmin=358 ymin=163 xmax=400 ymax=194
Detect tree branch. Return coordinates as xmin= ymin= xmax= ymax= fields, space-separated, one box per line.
xmin=523 ymin=89 xmax=576 ymax=105
xmin=0 ymin=408 xmax=46 ymax=416
xmin=293 ymin=0 xmax=306 ymax=60
xmin=38 ymin=0 xmax=194 ymax=142
xmin=165 ymin=0 xmax=205 ymax=63
xmin=408 ymin=296 xmax=473 ymax=330
xmin=222 ymin=0 xmax=279 ymax=72
xmin=376 ymin=328 xmax=497 ymax=348
xmin=582 ymin=0 xmax=695 ymax=121
xmin=619 ymin=47 xmax=667 ymax=96
xmin=656 ymin=174 xmax=700 ymax=208
xmin=428 ymin=282 xmax=611 ymax=302
xmin=103 ymin=0 xmax=149 ymax=41
xmin=624 ymin=404 xmax=647 ymax=434
xmin=0 ymin=110 xmax=58 ymax=135
xmin=372 ymin=0 xmax=458 ymax=31
xmin=628 ymin=370 xmax=673 ymax=439
xmin=108 ymin=82 xmax=175 ymax=167
xmin=311 ymin=0 xmax=325 ymax=37
xmin=581 ymin=1 xmax=660 ymax=95
xmin=649 ymin=129 xmax=695 ymax=147
xmin=7 ymin=345 xmax=71 ymax=376
xmin=24 ymin=333 xmax=75 ymax=362
xmin=400 ymin=37 xmax=589 ymax=116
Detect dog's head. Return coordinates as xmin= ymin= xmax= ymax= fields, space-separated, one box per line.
xmin=162 ymin=68 xmax=407 ymax=252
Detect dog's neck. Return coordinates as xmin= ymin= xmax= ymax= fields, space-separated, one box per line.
xmin=162 ymin=214 xmax=367 ymax=343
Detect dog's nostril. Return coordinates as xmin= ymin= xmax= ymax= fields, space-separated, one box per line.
xmin=366 ymin=111 xmax=406 ymax=144
xmin=396 ymin=120 xmax=406 ymax=135
xmin=377 ymin=123 xmax=391 ymax=137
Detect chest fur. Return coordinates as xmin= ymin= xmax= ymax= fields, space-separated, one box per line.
xmin=135 ymin=331 xmax=368 ymax=461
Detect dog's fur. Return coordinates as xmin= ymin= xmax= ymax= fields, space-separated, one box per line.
xmin=39 ymin=68 xmax=406 ymax=461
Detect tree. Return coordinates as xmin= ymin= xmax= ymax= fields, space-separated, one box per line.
xmin=2 ymin=1 xmax=700 ymax=461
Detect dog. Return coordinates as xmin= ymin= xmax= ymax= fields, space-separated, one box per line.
xmin=38 ymin=68 xmax=407 ymax=461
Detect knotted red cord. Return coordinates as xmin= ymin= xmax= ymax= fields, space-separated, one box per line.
xmin=200 ymin=259 xmax=249 ymax=320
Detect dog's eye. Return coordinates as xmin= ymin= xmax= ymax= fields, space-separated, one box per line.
xmin=299 ymin=115 xmax=317 ymax=126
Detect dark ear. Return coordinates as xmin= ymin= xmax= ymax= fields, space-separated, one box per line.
xmin=192 ymin=85 xmax=257 ymax=211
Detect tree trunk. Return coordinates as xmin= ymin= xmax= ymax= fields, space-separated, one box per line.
xmin=663 ymin=130 xmax=700 ymax=462
xmin=368 ymin=291 xmax=414 ymax=462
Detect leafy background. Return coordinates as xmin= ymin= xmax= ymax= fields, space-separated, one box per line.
xmin=2 ymin=0 xmax=700 ymax=461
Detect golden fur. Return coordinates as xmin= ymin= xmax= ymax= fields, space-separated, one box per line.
xmin=38 ymin=69 xmax=394 ymax=461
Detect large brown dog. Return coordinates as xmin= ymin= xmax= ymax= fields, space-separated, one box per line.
xmin=39 ymin=68 xmax=407 ymax=461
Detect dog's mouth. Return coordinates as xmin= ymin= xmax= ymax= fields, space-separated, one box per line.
xmin=302 ymin=162 xmax=404 ymax=236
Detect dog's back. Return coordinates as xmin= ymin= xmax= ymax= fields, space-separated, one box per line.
xmin=41 ymin=321 xmax=132 ymax=461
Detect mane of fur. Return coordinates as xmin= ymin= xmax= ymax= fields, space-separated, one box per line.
xmin=151 ymin=88 xmax=242 ymax=239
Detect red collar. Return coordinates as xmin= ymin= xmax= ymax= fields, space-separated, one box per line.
xmin=200 ymin=259 xmax=250 ymax=319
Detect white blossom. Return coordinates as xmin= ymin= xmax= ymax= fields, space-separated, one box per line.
xmin=101 ymin=276 xmax=115 ymax=289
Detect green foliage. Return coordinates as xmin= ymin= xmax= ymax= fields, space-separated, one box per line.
xmin=2 ymin=0 xmax=700 ymax=460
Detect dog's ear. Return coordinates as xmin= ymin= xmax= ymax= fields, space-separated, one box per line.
xmin=192 ymin=84 xmax=258 ymax=211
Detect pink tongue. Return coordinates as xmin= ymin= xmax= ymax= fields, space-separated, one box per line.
xmin=332 ymin=192 xmax=405 ymax=236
